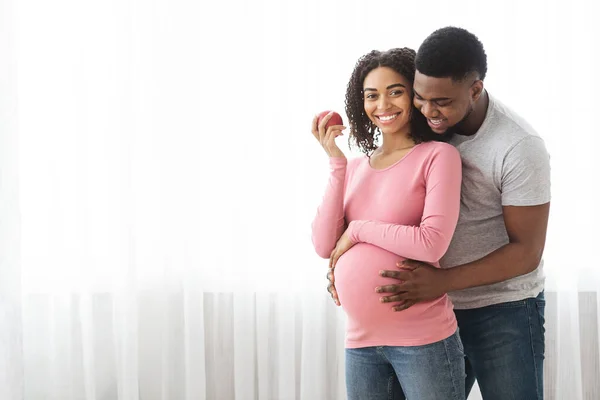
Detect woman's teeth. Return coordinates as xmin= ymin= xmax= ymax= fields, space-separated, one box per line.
xmin=378 ymin=113 xmax=398 ymax=121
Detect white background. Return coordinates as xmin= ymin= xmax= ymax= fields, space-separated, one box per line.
xmin=0 ymin=0 xmax=598 ymax=398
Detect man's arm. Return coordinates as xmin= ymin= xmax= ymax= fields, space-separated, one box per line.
xmin=376 ymin=203 xmax=550 ymax=308
xmin=446 ymin=134 xmax=551 ymax=288
xmin=445 ymin=202 xmax=549 ymax=291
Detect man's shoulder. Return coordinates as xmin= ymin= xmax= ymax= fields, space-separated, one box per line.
xmin=459 ymin=94 xmax=545 ymax=161
xmin=486 ymin=95 xmax=543 ymax=144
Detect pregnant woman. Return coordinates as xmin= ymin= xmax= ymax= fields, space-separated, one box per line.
xmin=311 ymin=48 xmax=465 ymax=400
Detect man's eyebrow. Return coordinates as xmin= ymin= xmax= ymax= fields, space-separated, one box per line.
xmin=364 ymin=83 xmax=406 ymax=92
xmin=413 ymin=89 xmax=452 ymax=102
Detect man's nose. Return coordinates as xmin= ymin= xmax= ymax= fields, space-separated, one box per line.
xmin=420 ymin=101 xmax=437 ymax=118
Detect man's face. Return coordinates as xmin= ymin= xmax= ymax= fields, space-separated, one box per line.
xmin=413 ymin=70 xmax=479 ymax=135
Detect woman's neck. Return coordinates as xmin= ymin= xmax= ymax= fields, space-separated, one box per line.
xmin=378 ymin=131 xmax=414 ymax=154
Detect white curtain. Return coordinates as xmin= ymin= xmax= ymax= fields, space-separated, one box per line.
xmin=1 ymin=0 xmax=599 ymax=398
xmin=1 ymin=0 xmax=23 ymax=397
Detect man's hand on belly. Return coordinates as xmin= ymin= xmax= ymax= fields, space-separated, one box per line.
xmin=375 ymin=260 xmax=450 ymax=312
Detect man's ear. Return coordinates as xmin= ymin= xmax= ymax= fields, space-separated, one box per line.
xmin=471 ymin=80 xmax=484 ymax=102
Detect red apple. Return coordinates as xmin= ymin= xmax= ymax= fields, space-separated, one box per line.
xmin=317 ymin=110 xmax=344 ymax=130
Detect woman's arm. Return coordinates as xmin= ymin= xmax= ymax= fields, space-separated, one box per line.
xmin=311 ymin=157 xmax=348 ymax=258
xmin=347 ymin=146 xmax=462 ymax=263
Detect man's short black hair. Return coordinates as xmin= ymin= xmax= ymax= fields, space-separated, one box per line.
xmin=416 ymin=26 xmax=487 ymax=82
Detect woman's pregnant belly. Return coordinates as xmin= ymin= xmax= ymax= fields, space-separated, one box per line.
xmin=334 ymin=243 xmax=456 ymax=347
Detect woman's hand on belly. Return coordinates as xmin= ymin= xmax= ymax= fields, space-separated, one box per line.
xmin=325 ymin=227 xmax=356 ymax=308
xmin=329 ymin=228 xmax=356 ymax=269
xmin=326 ymin=268 xmax=341 ymax=306
xmin=333 ymin=244 xmax=405 ymax=319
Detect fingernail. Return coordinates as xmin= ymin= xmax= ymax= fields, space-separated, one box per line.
xmin=380 ymin=298 xmax=386 ymax=303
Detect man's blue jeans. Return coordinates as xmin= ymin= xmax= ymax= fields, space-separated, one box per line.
xmin=455 ymin=291 xmax=546 ymax=400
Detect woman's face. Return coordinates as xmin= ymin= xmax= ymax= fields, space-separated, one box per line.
xmin=363 ymin=66 xmax=412 ymax=136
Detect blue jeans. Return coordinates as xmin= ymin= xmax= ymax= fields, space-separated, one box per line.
xmin=345 ymin=330 xmax=465 ymax=400
xmin=454 ymin=291 xmax=545 ymax=400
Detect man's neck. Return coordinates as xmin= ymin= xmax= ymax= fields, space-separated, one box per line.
xmin=457 ymin=90 xmax=489 ymax=136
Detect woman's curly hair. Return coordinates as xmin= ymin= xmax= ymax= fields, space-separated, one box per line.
xmin=344 ymin=48 xmax=435 ymax=155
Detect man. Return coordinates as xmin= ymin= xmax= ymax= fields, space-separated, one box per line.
xmin=327 ymin=27 xmax=550 ymax=399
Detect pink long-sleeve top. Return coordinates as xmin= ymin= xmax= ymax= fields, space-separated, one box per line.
xmin=312 ymin=141 xmax=462 ymax=348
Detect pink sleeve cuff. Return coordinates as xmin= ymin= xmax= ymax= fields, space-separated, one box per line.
xmin=347 ymin=220 xmax=367 ymax=243
xmin=329 ymin=157 xmax=348 ymax=168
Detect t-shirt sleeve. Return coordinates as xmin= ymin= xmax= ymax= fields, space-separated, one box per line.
xmin=501 ymin=136 xmax=551 ymax=206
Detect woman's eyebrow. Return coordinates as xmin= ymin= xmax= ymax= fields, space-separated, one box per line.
xmin=364 ymin=83 xmax=406 ymax=92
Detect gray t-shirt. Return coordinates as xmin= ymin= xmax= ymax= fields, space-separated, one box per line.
xmin=441 ymin=93 xmax=551 ymax=309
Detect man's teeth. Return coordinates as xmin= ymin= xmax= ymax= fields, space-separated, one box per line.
xmin=429 ymin=119 xmax=443 ymax=125
xmin=379 ymin=114 xmax=398 ymax=121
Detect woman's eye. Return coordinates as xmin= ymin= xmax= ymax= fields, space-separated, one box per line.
xmin=391 ymin=90 xmax=404 ymax=96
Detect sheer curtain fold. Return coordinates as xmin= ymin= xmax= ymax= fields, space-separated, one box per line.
xmin=3 ymin=0 xmax=600 ymax=399
xmin=0 ymin=0 xmax=23 ymax=397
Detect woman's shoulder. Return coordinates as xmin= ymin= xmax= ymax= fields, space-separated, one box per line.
xmin=347 ymin=154 xmax=369 ymax=167
xmin=419 ymin=140 xmax=457 ymax=152
xmin=414 ymin=141 xmax=461 ymax=173
xmin=417 ymin=140 xmax=460 ymax=158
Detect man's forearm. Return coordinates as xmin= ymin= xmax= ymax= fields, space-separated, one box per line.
xmin=445 ymin=242 xmax=543 ymax=292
